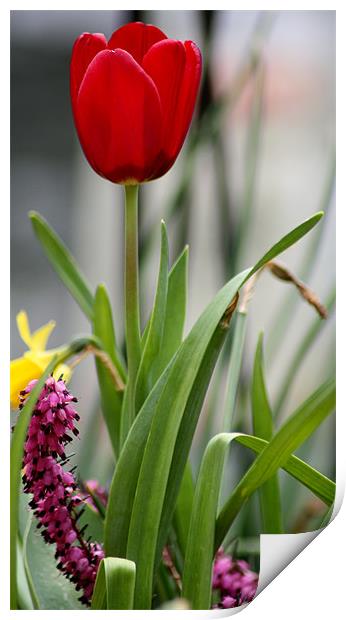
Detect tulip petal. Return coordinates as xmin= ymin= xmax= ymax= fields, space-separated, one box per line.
xmin=76 ymin=49 xmax=162 ymax=184
xmin=108 ymin=22 xmax=166 ymax=66
xmin=143 ymin=39 xmax=202 ymax=178
xmin=70 ymin=32 xmax=107 ymax=112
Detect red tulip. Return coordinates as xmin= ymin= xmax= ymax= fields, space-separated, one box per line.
xmin=70 ymin=22 xmax=202 ymax=184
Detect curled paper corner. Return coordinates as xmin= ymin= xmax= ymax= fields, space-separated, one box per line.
xmin=257 ymin=529 xmax=322 ymax=594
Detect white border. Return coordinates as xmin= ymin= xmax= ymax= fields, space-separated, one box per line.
xmin=3 ymin=2 xmax=342 ymax=618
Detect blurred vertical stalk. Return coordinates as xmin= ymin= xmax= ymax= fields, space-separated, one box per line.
xmin=274 ymin=287 xmax=336 ymax=420
xmin=222 ymin=273 xmax=260 ymax=431
xmin=235 ymin=61 xmax=266 ymax=269
xmin=267 ymin=151 xmax=335 ymax=361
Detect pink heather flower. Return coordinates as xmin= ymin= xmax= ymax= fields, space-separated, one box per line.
xmin=221 ymin=596 xmax=237 ymax=609
xmin=212 ymin=549 xmax=258 ymax=609
xmin=81 ymin=479 xmax=108 ymax=512
xmin=19 ymin=376 xmax=104 ymax=606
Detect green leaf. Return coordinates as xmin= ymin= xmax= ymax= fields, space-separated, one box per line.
xmin=29 ymin=211 xmax=94 ymax=320
xmin=222 ymin=309 xmax=248 ymax=431
xmin=22 ymin=516 xmax=40 ymax=609
xmin=251 ymin=333 xmax=282 ymax=533
xmin=235 ymin=434 xmax=335 ymax=506
xmin=91 ymin=558 xmax=136 ymax=610
xmin=10 ymin=358 xmax=57 ymax=610
xmin=183 ymin=432 xmax=238 ymax=609
xmin=17 ymin=544 xmax=34 ymax=610
xmin=93 ymin=284 xmax=125 ymax=456
xmin=135 ymin=222 xmax=169 ymax=413
xmin=104 ymin=363 xmax=174 ymax=558
xmin=215 ymin=377 xmax=336 ymax=549
xmin=159 ymin=245 xmax=188 ymax=372
xmin=247 ymin=211 xmax=324 ymax=279
xmin=24 ymin=523 xmax=83 ymax=609
xmin=154 ymin=321 xmax=229 ymax=575
xmin=173 ymin=462 xmax=195 ymax=559
xmin=124 ymin=211 xmax=323 ymax=609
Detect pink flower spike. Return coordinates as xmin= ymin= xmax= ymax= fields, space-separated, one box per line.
xmin=18 ymin=376 xmax=104 ymax=606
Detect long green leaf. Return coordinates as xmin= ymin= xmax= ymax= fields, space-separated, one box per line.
xmin=215 ymin=377 xmax=336 ymax=549
xmin=10 ymin=357 xmax=58 ymax=609
xmin=22 ymin=517 xmax=40 ymax=609
xmin=173 ymin=462 xmax=195 ymax=558
xmin=236 ymin=434 xmax=335 ymax=506
xmin=104 ymin=251 xmax=187 ymax=558
xmin=222 ymin=309 xmax=248 ymax=431
xmin=16 ymin=544 xmax=34 ymax=610
xmin=159 ymin=245 xmax=188 ymax=372
xmin=135 ymin=222 xmax=169 ymax=412
xmin=251 ymin=333 xmax=282 ymax=532
xmin=104 ymin=363 xmax=174 ymax=558
xmin=29 ymin=211 xmax=94 ymax=320
xmin=91 ymin=558 xmax=136 ymax=610
xmin=93 ymin=284 xmax=125 ymax=456
xmin=182 ymin=432 xmax=238 ymax=609
xmin=248 ymin=211 xmax=324 ymax=278
xmin=124 ymin=212 xmax=324 ymax=609
xmin=154 ymin=321 xmax=229 ymax=574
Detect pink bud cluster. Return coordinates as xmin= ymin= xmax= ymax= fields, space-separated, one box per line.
xmin=20 ymin=377 xmax=104 ymax=606
xmin=212 ymin=549 xmax=258 ymax=609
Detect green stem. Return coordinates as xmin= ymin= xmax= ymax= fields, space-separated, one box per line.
xmin=124 ymin=185 xmax=141 ymax=426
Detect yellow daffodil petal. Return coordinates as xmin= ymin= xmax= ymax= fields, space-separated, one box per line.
xmin=16 ymin=310 xmax=33 ymax=349
xmin=16 ymin=310 xmax=56 ymax=352
xmin=10 ymin=356 xmax=42 ymax=409
xmin=24 ymin=350 xmax=55 ymax=371
xmin=30 ymin=320 xmax=56 ymax=352
xmin=25 ymin=353 xmax=72 ymax=383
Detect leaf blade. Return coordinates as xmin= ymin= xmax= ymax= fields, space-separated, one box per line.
xmin=29 ymin=211 xmax=94 ymax=320
xmin=93 ymin=284 xmax=125 ymax=456
xmin=135 ymin=221 xmax=169 ymax=413
xmin=91 ymin=558 xmax=136 ymax=610
xmin=251 ymin=333 xmax=283 ymax=533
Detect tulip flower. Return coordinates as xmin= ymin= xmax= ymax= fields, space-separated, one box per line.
xmin=10 ymin=311 xmax=71 ymax=408
xmin=70 ymin=21 xmax=202 ymax=184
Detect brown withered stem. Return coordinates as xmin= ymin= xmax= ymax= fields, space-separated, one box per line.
xmin=266 ymin=260 xmax=328 ymax=319
xmin=162 ymin=546 xmax=182 ymax=591
xmin=70 ymin=345 xmax=125 ymax=392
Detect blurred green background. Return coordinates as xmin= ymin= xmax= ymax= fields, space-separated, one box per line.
xmin=11 ymin=10 xmax=335 ymax=538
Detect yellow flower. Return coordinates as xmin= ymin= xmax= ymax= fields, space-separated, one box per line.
xmin=10 ymin=310 xmax=71 ymax=408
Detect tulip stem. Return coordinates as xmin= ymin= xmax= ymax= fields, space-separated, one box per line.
xmin=124 ymin=184 xmax=141 ymax=425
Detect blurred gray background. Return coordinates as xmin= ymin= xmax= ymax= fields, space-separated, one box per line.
xmin=11 ymin=10 xmax=335 ymax=525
